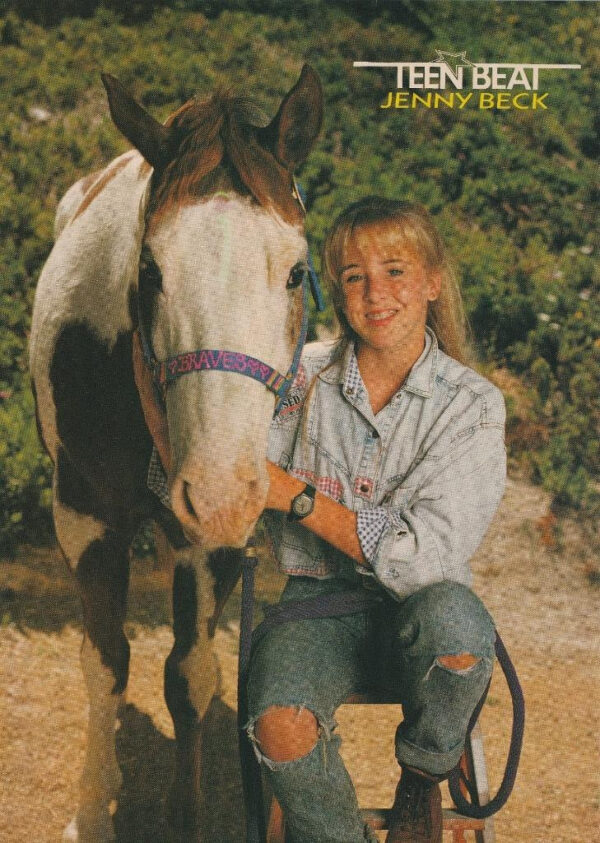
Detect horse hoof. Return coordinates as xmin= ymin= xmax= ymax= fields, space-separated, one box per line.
xmin=62 ymin=810 xmax=116 ymax=843
xmin=62 ymin=818 xmax=79 ymax=842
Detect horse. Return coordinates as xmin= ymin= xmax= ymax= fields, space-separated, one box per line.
xmin=29 ymin=65 xmax=323 ymax=842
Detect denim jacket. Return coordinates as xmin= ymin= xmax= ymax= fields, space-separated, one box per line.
xmin=265 ymin=328 xmax=506 ymax=600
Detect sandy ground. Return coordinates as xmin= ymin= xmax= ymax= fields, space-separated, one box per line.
xmin=1 ymin=477 xmax=598 ymax=842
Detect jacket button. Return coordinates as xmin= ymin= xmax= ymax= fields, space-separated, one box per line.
xmin=360 ymin=483 xmax=370 ymax=494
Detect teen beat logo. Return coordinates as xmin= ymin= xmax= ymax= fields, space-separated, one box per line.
xmin=354 ymin=50 xmax=581 ymax=111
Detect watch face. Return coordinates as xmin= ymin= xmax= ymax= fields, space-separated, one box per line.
xmin=293 ymin=493 xmax=314 ymax=518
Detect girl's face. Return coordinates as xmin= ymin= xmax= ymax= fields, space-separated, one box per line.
xmin=339 ymin=225 xmax=441 ymax=354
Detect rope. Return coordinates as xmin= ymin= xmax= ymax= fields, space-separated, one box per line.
xmin=448 ymin=631 xmax=526 ymax=819
xmin=252 ymin=588 xmax=383 ymax=649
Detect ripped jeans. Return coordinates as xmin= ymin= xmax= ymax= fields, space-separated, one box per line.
xmin=246 ymin=576 xmax=495 ymax=843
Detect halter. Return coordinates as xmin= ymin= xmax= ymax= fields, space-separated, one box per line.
xmin=137 ymin=179 xmax=324 ymax=415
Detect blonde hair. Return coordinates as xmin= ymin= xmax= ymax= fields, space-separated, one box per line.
xmin=321 ymin=197 xmax=471 ymax=365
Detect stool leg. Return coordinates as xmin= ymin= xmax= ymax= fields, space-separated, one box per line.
xmin=451 ymin=725 xmax=495 ymax=843
xmin=267 ymin=795 xmax=286 ymax=843
xmin=465 ymin=725 xmax=496 ymax=843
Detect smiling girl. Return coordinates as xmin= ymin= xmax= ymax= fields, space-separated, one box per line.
xmin=253 ymin=198 xmax=506 ymax=843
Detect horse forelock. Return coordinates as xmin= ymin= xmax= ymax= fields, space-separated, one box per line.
xmin=148 ymin=92 xmax=303 ymax=229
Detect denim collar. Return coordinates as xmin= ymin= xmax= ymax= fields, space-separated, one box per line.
xmin=318 ymin=327 xmax=438 ymax=400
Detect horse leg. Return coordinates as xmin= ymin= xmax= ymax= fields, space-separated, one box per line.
xmin=165 ymin=546 xmax=241 ymax=839
xmin=54 ymin=492 xmax=130 ymax=843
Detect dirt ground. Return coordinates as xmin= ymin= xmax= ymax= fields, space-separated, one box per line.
xmin=1 ymin=477 xmax=598 ymax=842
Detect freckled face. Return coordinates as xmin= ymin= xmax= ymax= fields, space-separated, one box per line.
xmin=340 ymin=227 xmax=441 ymax=354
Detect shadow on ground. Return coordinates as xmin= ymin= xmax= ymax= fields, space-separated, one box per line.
xmin=0 ymin=546 xmax=172 ymax=632
xmin=114 ymin=697 xmax=244 ymax=842
xmin=0 ymin=542 xmax=285 ymax=842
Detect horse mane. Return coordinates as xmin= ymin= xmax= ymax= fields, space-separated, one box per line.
xmin=147 ymin=92 xmax=301 ymax=225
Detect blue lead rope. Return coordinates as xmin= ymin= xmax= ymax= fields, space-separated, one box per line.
xmin=307 ymin=248 xmax=325 ymax=313
xmin=448 ymin=632 xmax=525 ymax=819
xmin=295 ymin=181 xmax=326 ymax=314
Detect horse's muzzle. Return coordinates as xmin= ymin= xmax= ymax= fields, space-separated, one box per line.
xmin=170 ymin=468 xmax=267 ymax=549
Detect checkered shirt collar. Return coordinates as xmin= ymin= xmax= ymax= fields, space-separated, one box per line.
xmin=344 ymin=346 xmax=364 ymax=396
xmin=319 ymin=327 xmax=438 ymax=399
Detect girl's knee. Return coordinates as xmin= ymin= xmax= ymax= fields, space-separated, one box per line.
xmin=253 ymin=705 xmax=319 ymax=763
xmin=436 ymin=652 xmax=480 ymax=671
xmin=393 ymin=581 xmax=495 ymax=663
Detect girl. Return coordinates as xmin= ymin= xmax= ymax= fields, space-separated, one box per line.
xmin=250 ymin=197 xmax=506 ymax=843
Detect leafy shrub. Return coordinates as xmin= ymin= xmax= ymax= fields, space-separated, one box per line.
xmin=0 ymin=385 xmax=53 ymax=553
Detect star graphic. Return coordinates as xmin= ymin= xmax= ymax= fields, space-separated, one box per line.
xmin=433 ymin=50 xmax=476 ymax=73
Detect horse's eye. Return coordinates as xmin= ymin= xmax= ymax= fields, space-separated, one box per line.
xmin=287 ymin=263 xmax=307 ymax=290
xmin=139 ymin=245 xmax=163 ymax=292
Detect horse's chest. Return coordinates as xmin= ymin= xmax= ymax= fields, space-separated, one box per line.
xmin=49 ymin=322 xmax=151 ymax=488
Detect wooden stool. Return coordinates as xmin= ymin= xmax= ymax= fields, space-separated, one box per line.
xmin=266 ymin=695 xmax=495 ymax=843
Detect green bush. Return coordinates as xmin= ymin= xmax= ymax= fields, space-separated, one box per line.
xmin=0 ymin=384 xmax=54 ymax=553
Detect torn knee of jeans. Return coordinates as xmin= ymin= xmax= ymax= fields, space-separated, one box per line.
xmin=439 ymin=653 xmax=480 ymax=671
xmin=424 ymin=653 xmax=481 ymax=679
xmin=245 ymin=705 xmax=332 ymax=769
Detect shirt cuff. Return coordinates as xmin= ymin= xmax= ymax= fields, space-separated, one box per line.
xmin=356 ymin=507 xmax=390 ymax=563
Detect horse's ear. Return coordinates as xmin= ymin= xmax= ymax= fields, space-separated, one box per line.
xmin=258 ymin=64 xmax=323 ymax=171
xmin=101 ymin=73 xmax=174 ymax=171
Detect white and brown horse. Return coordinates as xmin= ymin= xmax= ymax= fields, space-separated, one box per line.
xmin=30 ymin=66 xmax=322 ymax=842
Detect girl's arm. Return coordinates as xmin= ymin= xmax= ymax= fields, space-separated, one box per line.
xmin=265 ymin=460 xmax=368 ymax=566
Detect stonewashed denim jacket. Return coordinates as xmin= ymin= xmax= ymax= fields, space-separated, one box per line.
xmin=265 ymin=328 xmax=506 ymax=601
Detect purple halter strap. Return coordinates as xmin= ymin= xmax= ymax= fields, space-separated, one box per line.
xmin=141 ymin=287 xmax=307 ymax=413
xmin=156 ymin=349 xmax=291 ymax=400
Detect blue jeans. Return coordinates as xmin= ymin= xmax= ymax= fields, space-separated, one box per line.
xmin=246 ymin=576 xmax=495 ymax=843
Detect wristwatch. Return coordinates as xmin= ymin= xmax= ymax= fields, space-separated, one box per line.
xmin=289 ymin=483 xmax=316 ymax=521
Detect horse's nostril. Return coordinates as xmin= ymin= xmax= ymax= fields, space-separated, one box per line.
xmin=182 ymin=482 xmax=196 ymax=519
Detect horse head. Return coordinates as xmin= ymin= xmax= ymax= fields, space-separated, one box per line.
xmin=102 ymin=68 xmax=322 ymax=549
